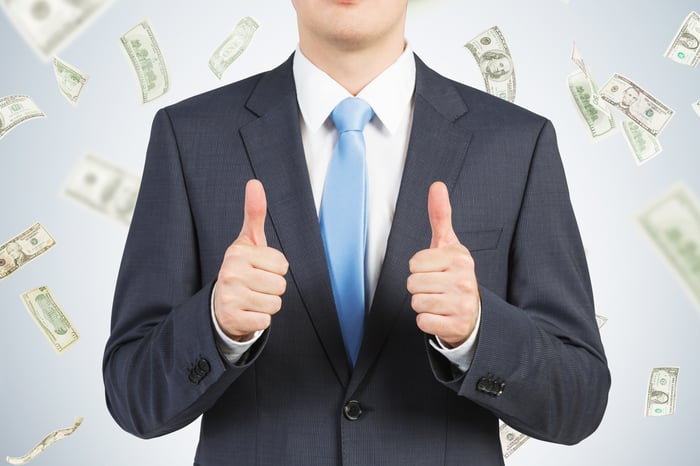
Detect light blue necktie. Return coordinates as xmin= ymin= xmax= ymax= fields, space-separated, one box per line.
xmin=320 ymin=97 xmax=374 ymax=366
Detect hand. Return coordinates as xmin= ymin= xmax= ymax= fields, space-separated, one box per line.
xmin=214 ymin=179 xmax=289 ymax=342
xmin=407 ymin=181 xmax=480 ymax=348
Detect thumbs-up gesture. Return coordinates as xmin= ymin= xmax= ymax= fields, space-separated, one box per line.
xmin=214 ymin=179 xmax=289 ymax=342
xmin=407 ymin=182 xmax=480 ymax=348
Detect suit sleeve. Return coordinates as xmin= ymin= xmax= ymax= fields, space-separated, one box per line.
xmin=427 ymin=120 xmax=611 ymax=445
xmin=102 ymin=109 xmax=267 ymax=439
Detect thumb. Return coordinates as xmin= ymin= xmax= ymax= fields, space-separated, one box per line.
xmin=238 ymin=179 xmax=267 ymax=246
xmin=428 ymin=181 xmax=458 ymax=248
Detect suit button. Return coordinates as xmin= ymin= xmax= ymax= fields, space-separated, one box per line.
xmin=188 ymin=358 xmax=210 ymax=384
xmin=344 ymin=400 xmax=363 ymax=421
xmin=477 ymin=375 xmax=505 ymax=397
xmin=188 ymin=372 xmax=201 ymax=384
xmin=196 ymin=358 xmax=210 ymax=375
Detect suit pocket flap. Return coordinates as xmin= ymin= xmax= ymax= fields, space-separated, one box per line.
xmin=456 ymin=228 xmax=503 ymax=251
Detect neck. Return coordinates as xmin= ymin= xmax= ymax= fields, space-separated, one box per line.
xmin=298 ymin=35 xmax=406 ymax=96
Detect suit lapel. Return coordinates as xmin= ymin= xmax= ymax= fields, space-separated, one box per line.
xmin=239 ymin=55 xmax=351 ymax=387
xmin=348 ymin=56 xmax=473 ymax=395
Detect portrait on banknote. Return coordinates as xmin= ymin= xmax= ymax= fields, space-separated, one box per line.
xmin=479 ymin=50 xmax=513 ymax=81
xmin=5 ymin=242 xmax=28 ymax=267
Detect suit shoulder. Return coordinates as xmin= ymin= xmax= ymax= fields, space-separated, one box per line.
xmin=161 ymin=71 xmax=266 ymax=119
xmin=435 ymin=72 xmax=550 ymax=131
xmin=464 ymin=84 xmax=546 ymax=126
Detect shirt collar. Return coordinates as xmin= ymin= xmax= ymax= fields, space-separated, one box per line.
xmin=293 ymin=44 xmax=416 ymax=134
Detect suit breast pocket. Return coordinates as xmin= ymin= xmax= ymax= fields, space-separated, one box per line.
xmin=455 ymin=228 xmax=503 ymax=252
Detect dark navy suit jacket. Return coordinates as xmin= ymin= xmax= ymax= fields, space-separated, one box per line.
xmin=103 ymin=53 xmax=610 ymax=465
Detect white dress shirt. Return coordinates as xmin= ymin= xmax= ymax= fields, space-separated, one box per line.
xmin=212 ymin=45 xmax=480 ymax=372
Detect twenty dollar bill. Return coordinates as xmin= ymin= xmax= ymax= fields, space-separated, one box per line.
xmin=209 ymin=16 xmax=260 ymax=79
xmin=6 ymin=416 xmax=83 ymax=464
xmin=645 ymin=367 xmax=679 ymax=417
xmin=638 ymin=184 xmax=700 ymax=311
xmin=465 ymin=26 xmax=516 ymax=102
xmin=21 ymin=286 xmax=79 ymax=354
xmin=0 ymin=223 xmax=55 ymax=280
xmin=0 ymin=95 xmax=45 ymax=141
xmin=120 ymin=20 xmax=169 ymax=103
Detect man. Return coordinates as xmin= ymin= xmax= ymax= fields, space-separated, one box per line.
xmin=103 ymin=1 xmax=610 ymax=465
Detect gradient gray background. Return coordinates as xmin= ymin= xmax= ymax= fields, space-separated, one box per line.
xmin=2 ymin=0 xmax=699 ymax=464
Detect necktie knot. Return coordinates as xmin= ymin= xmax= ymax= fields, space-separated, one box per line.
xmin=331 ymin=97 xmax=374 ymax=134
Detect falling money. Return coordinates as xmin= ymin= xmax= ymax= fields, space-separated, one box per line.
xmin=465 ymin=26 xmax=516 ymax=102
xmin=638 ymin=184 xmax=700 ymax=311
xmin=567 ymin=42 xmax=616 ymax=140
xmin=0 ymin=223 xmax=56 ymax=280
xmin=499 ymin=422 xmax=530 ymax=458
xmin=209 ymin=16 xmax=260 ymax=79
xmin=53 ymin=57 xmax=89 ymax=105
xmin=595 ymin=314 xmax=608 ymax=329
xmin=0 ymin=95 xmax=45 ymax=141
xmin=645 ymin=367 xmax=679 ymax=417
xmin=6 ymin=417 xmax=83 ymax=465
xmin=598 ymin=74 xmax=673 ymax=137
xmin=120 ymin=20 xmax=169 ymax=103
xmin=665 ymin=11 xmax=700 ymax=67
xmin=622 ymin=120 xmax=663 ymax=165
xmin=20 ymin=286 xmax=79 ymax=354
xmin=0 ymin=0 xmax=112 ymax=59
xmin=63 ymin=154 xmax=141 ymax=226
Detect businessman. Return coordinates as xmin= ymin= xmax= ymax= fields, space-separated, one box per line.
xmin=103 ymin=1 xmax=611 ymax=465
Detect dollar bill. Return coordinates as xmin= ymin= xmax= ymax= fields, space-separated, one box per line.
xmin=0 ymin=0 xmax=112 ymax=60
xmin=209 ymin=16 xmax=260 ymax=80
xmin=638 ymin=184 xmax=700 ymax=310
xmin=665 ymin=11 xmax=700 ymax=67
xmin=120 ymin=20 xmax=169 ymax=104
xmin=53 ymin=57 xmax=88 ymax=105
xmin=63 ymin=154 xmax=141 ymax=226
xmin=645 ymin=367 xmax=679 ymax=417
xmin=6 ymin=416 xmax=83 ymax=464
xmin=693 ymin=98 xmax=700 ymax=117
xmin=499 ymin=421 xmax=529 ymax=458
xmin=622 ymin=119 xmax=663 ymax=165
xmin=599 ymin=74 xmax=673 ymax=137
xmin=595 ymin=314 xmax=608 ymax=328
xmin=465 ymin=26 xmax=516 ymax=102
xmin=568 ymin=43 xmax=616 ymax=139
xmin=20 ymin=286 xmax=79 ymax=353
xmin=0 ymin=95 xmax=45 ymax=141
xmin=0 ymin=223 xmax=56 ymax=280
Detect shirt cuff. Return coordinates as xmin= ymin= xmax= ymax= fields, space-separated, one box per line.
xmin=428 ymin=298 xmax=482 ymax=374
xmin=211 ymin=282 xmax=263 ymax=363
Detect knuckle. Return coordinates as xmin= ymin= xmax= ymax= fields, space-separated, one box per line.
xmin=406 ymin=275 xmax=415 ymax=293
xmin=276 ymin=276 xmax=288 ymax=295
xmin=411 ymin=294 xmax=422 ymax=311
xmin=408 ymin=256 xmax=417 ymax=273
xmin=259 ymin=313 xmax=272 ymax=329
xmin=453 ymin=253 xmax=473 ymax=269
xmin=271 ymin=295 xmax=283 ymax=313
